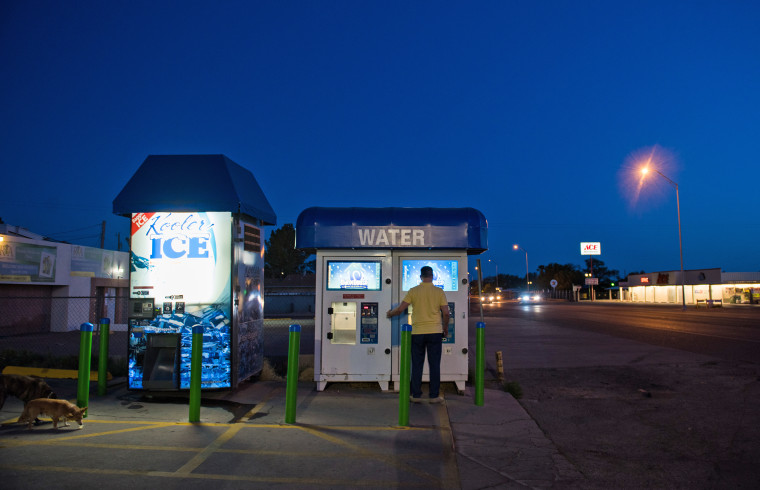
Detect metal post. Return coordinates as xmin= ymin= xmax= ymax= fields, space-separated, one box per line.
xmin=285 ymin=324 xmax=302 ymax=424
xmin=475 ymin=322 xmax=485 ymax=406
xmin=524 ymin=251 xmax=529 ymax=293
xmin=189 ymin=324 xmax=203 ymax=423
xmin=398 ymin=323 xmax=412 ymax=427
xmin=77 ymin=323 xmax=94 ymax=416
xmin=476 ymin=259 xmax=484 ymax=324
xmin=97 ymin=318 xmax=110 ymax=396
xmin=651 ymin=168 xmax=686 ymax=310
xmin=676 ymin=185 xmax=686 ymax=310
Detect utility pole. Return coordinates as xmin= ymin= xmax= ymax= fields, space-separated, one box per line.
xmin=100 ymin=221 xmax=106 ymax=249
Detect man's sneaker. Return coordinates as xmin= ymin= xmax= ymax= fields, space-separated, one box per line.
xmin=410 ymin=396 xmax=424 ymax=403
xmin=429 ymin=396 xmax=444 ymax=404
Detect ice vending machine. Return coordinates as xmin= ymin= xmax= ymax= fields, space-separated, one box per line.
xmin=296 ymin=207 xmax=487 ymax=392
xmin=113 ymin=155 xmax=276 ymax=390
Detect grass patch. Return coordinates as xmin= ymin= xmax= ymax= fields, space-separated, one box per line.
xmin=501 ymin=380 xmax=523 ymax=399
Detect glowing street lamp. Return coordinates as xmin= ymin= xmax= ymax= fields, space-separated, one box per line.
xmin=640 ymin=166 xmax=686 ymax=310
xmin=512 ymin=244 xmax=529 ymax=292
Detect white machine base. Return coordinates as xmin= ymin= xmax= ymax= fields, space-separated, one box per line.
xmin=316 ymin=377 xmax=390 ymax=392
xmin=391 ymin=378 xmax=466 ymax=394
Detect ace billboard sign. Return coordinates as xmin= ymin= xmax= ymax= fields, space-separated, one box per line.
xmin=580 ymin=242 xmax=601 ymax=255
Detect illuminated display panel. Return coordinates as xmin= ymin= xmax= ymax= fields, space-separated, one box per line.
xmin=128 ymin=211 xmax=232 ymax=389
xmin=326 ymin=261 xmax=382 ymax=291
xmin=401 ymin=259 xmax=459 ymax=292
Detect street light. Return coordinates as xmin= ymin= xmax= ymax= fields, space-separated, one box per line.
xmin=488 ymin=259 xmax=499 ymax=289
xmin=640 ymin=166 xmax=686 ymax=310
xmin=512 ymin=244 xmax=529 ymax=292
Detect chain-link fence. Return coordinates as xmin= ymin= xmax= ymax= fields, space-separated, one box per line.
xmin=0 ymin=296 xmax=128 ymax=337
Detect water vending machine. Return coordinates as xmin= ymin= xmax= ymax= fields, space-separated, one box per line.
xmin=296 ymin=207 xmax=487 ymax=392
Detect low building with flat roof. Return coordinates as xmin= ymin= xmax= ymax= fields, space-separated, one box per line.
xmin=621 ymin=268 xmax=759 ymax=305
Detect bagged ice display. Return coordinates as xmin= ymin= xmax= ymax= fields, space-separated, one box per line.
xmin=128 ymin=306 xmax=231 ymax=389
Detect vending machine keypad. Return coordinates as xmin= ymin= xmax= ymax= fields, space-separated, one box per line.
xmin=360 ymin=302 xmax=379 ymax=344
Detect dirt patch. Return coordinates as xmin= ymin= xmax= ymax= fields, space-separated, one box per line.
xmin=510 ymin=361 xmax=760 ymax=488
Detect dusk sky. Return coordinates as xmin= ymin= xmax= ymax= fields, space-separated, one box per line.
xmin=2 ymin=1 xmax=758 ymax=279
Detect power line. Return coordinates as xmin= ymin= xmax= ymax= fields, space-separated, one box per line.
xmin=46 ymin=223 xmax=102 ymax=236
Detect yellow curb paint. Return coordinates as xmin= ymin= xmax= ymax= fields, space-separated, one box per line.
xmin=2 ymin=366 xmax=112 ymax=381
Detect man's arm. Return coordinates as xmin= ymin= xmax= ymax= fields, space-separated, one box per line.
xmin=387 ymin=301 xmax=410 ymax=318
xmin=440 ymin=304 xmax=450 ymax=335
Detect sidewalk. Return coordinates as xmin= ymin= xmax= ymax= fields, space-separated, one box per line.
xmin=0 ymin=375 xmax=575 ymax=489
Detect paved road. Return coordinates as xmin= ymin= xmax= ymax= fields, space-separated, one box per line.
xmin=467 ymin=301 xmax=760 ymax=488
xmin=471 ymin=301 xmax=760 ymax=365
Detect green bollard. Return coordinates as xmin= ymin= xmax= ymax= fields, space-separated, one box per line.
xmin=97 ymin=318 xmax=110 ymax=396
xmin=285 ymin=324 xmax=301 ymax=424
xmin=77 ymin=323 xmax=94 ymax=416
xmin=475 ymin=321 xmax=485 ymax=406
xmin=189 ymin=324 xmax=204 ymax=423
xmin=398 ymin=323 xmax=412 ymax=426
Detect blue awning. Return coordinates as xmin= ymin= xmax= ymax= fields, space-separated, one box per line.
xmin=295 ymin=207 xmax=487 ymax=254
xmin=113 ymin=155 xmax=276 ymax=225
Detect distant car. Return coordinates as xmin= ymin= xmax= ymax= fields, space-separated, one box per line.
xmin=480 ymin=294 xmax=502 ymax=304
xmin=518 ymin=293 xmax=542 ymax=303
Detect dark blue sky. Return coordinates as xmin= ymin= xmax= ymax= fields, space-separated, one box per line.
xmin=2 ymin=1 xmax=758 ymax=278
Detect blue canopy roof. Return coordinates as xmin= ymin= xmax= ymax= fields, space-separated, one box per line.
xmin=296 ymin=207 xmax=487 ymax=254
xmin=113 ymin=155 xmax=276 ymax=225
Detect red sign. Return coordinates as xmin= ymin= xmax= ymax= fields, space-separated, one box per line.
xmin=343 ymin=294 xmax=365 ymax=299
xmin=641 ymin=277 xmax=649 ymax=283
xmin=580 ymin=242 xmax=601 ymax=255
xmin=131 ymin=212 xmax=155 ymax=235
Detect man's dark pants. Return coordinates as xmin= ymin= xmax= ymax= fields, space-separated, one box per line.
xmin=410 ymin=333 xmax=442 ymax=399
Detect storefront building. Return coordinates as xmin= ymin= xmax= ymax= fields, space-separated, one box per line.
xmin=622 ymin=268 xmax=760 ymax=305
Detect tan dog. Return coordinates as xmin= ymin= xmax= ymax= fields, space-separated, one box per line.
xmin=18 ymin=399 xmax=87 ymax=430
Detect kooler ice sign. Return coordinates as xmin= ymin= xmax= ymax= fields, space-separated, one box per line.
xmin=129 ymin=211 xmax=232 ymax=389
xmin=147 ymin=213 xmax=214 ymax=259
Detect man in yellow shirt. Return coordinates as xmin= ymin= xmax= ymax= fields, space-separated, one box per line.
xmin=387 ymin=266 xmax=450 ymax=403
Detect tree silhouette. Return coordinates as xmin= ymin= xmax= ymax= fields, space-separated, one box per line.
xmin=264 ymin=224 xmax=313 ymax=278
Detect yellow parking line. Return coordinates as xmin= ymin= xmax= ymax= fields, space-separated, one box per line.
xmin=38 ymin=441 xmax=203 ymax=452
xmin=0 ymin=464 xmax=432 ymax=486
xmin=297 ymin=424 xmax=442 ymax=486
xmin=233 ymin=385 xmax=283 ymax=422
xmin=1 ymin=422 xmax=174 ymax=447
xmin=175 ymin=424 xmax=243 ymax=474
xmin=174 ymin=387 xmax=283 ymax=475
